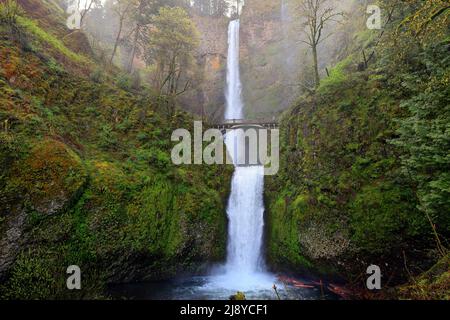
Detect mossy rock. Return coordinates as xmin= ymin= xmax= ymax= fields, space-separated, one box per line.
xmin=229 ymin=291 xmax=246 ymax=300
xmin=398 ymin=254 xmax=450 ymax=300
xmin=8 ymin=138 xmax=87 ymax=217
xmin=62 ymin=30 xmax=94 ymax=57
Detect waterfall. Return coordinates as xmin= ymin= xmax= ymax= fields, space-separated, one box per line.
xmin=225 ymin=20 xmax=244 ymax=120
xmin=225 ymin=165 xmax=265 ymax=274
xmin=213 ymin=19 xmax=274 ymax=291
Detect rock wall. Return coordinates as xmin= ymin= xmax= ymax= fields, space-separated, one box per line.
xmin=240 ymin=0 xmax=300 ymax=119
xmin=183 ymin=0 xmax=303 ymax=121
xmin=183 ymin=1 xmax=302 ymax=121
xmin=180 ymin=14 xmax=229 ymax=122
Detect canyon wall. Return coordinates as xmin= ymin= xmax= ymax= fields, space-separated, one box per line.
xmin=240 ymin=0 xmax=300 ymax=119
xmin=180 ymin=14 xmax=229 ymax=122
xmin=184 ymin=0 xmax=302 ymax=121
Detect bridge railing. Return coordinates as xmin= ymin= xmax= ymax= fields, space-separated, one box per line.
xmin=210 ymin=119 xmax=279 ymax=126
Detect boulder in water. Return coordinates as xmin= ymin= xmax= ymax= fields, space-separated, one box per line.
xmin=229 ymin=291 xmax=246 ymax=300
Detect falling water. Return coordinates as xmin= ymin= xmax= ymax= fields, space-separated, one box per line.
xmin=225 ymin=20 xmax=244 ymax=120
xmin=225 ymin=165 xmax=266 ymax=274
xmin=210 ymin=19 xmax=275 ymax=291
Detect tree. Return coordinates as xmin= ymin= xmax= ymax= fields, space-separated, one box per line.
xmin=193 ymin=0 xmax=228 ymax=16
xmin=145 ymin=6 xmax=199 ymax=116
xmin=214 ymin=0 xmax=229 ymax=16
xmin=73 ymin=0 xmax=101 ymax=28
xmin=110 ymin=0 xmax=135 ymax=65
xmin=127 ymin=0 xmax=164 ymax=72
xmin=397 ymin=0 xmax=450 ymax=40
xmin=297 ymin=0 xmax=343 ymax=88
xmin=386 ymin=0 xmax=450 ymax=257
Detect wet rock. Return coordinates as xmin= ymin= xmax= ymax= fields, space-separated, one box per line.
xmin=229 ymin=291 xmax=246 ymax=300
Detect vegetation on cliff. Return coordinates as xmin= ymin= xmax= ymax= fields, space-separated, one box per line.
xmin=266 ymin=0 xmax=449 ymax=298
xmin=0 ymin=0 xmax=232 ymax=299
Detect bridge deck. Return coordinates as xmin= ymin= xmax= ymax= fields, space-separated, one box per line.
xmin=210 ymin=119 xmax=279 ymax=129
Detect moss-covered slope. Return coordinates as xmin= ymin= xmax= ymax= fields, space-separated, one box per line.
xmin=265 ymin=1 xmax=450 ymax=295
xmin=0 ymin=2 xmax=232 ymax=299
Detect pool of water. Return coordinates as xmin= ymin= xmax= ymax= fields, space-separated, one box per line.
xmin=109 ymin=273 xmax=342 ymax=300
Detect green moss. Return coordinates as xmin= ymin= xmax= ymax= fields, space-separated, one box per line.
xmin=267 ymin=194 xmax=313 ymax=271
xmin=0 ymin=11 xmax=232 ymax=298
xmin=349 ymin=183 xmax=425 ymax=254
xmin=16 ymin=16 xmax=90 ymax=64
xmin=318 ymin=56 xmax=353 ymax=92
xmin=398 ymin=255 xmax=450 ymax=300
xmin=265 ymin=49 xmax=441 ymax=279
xmin=0 ymin=249 xmax=59 ymax=299
xmin=5 ymin=139 xmax=87 ymax=219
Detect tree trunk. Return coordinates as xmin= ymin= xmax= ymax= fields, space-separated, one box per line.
xmin=79 ymin=0 xmax=94 ymax=29
xmin=110 ymin=17 xmax=125 ymax=65
xmin=128 ymin=25 xmax=140 ymax=73
xmin=312 ymin=44 xmax=320 ymax=89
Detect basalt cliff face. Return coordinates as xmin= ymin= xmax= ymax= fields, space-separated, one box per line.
xmin=239 ymin=0 xmax=301 ymax=119
xmin=180 ymin=14 xmax=229 ymax=121
xmin=186 ymin=0 xmax=301 ymax=121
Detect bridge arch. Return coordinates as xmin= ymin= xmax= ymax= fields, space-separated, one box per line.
xmin=210 ymin=119 xmax=279 ymax=133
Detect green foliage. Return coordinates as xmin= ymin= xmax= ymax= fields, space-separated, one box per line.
xmin=90 ymin=67 xmax=104 ymax=83
xmin=267 ymin=194 xmax=313 ymax=270
xmin=350 ymin=183 xmax=425 ymax=253
xmin=396 ymin=0 xmax=450 ymax=44
xmin=16 ymin=16 xmax=89 ymax=64
xmin=398 ymin=254 xmax=450 ymax=300
xmin=0 ymin=0 xmax=23 ymax=25
xmin=318 ymin=56 xmax=352 ymax=92
xmin=115 ymin=73 xmax=132 ymax=91
xmin=98 ymin=124 xmax=119 ymax=150
xmin=392 ymin=40 xmax=450 ymax=234
xmin=47 ymin=58 xmax=64 ymax=74
xmin=130 ymin=70 xmax=141 ymax=90
xmin=266 ymin=0 xmax=450 ymax=284
xmin=0 ymin=249 xmax=58 ymax=299
xmin=146 ymin=6 xmax=199 ymax=97
xmin=0 ymin=12 xmax=232 ymax=299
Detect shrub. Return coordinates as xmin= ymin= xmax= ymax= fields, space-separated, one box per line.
xmin=116 ymin=73 xmax=132 ymax=91
xmin=131 ymin=70 xmax=141 ymax=90
xmin=90 ymin=67 xmax=104 ymax=83
xmin=98 ymin=124 xmax=118 ymax=150
xmin=0 ymin=0 xmax=23 ymax=25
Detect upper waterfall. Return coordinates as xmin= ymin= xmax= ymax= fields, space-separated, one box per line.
xmin=225 ymin=20 xmax=244 ymax=120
